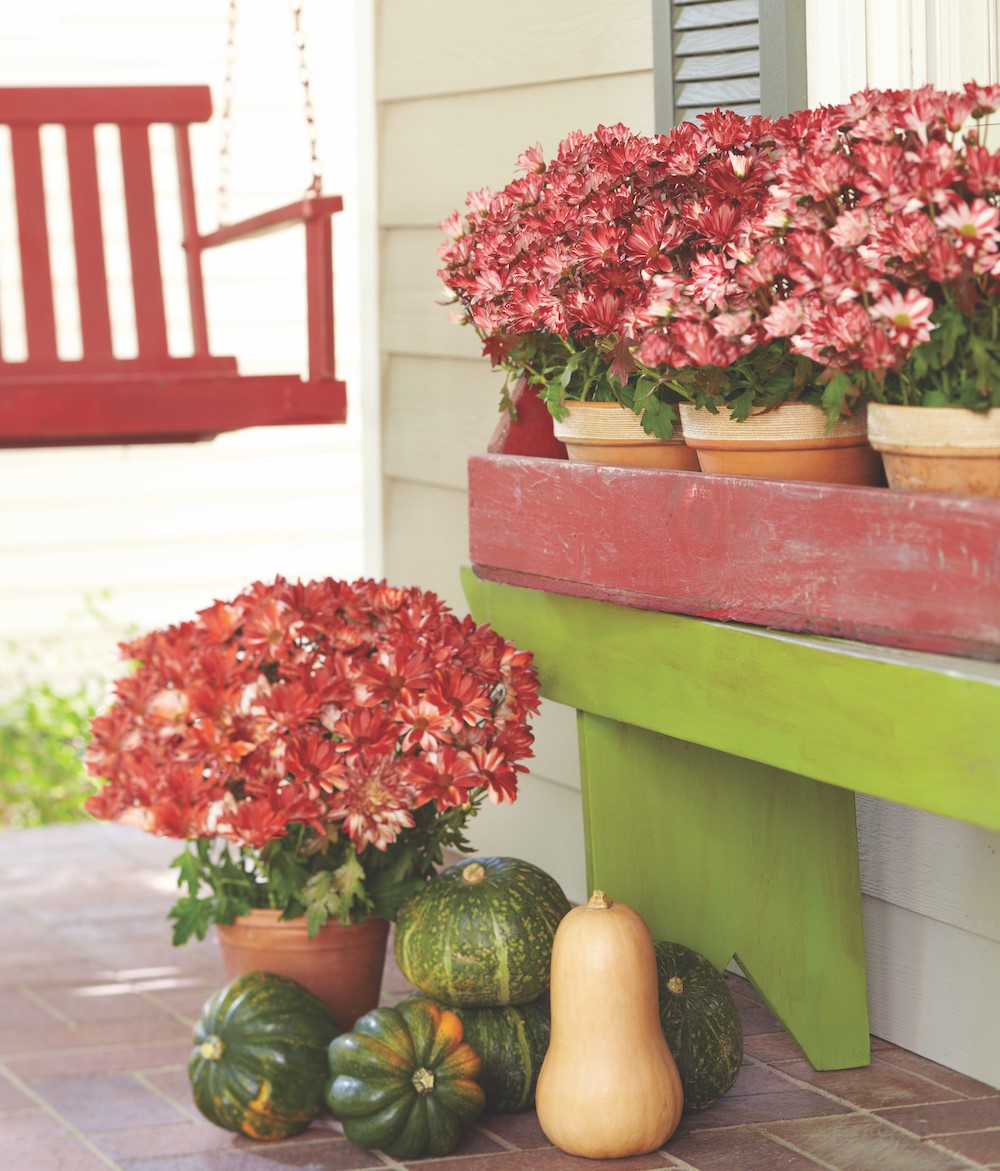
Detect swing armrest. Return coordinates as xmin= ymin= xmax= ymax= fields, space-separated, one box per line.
xmin=196 ymin=195 xmax=344 ymax=250
xmin=192 ymin=194 xmax=344 ymax=384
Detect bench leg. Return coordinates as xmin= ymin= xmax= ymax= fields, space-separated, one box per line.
xmin=578 ymin=712 xmax=870 ymax=1071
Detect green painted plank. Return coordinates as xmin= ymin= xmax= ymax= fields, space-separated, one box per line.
xmin=578 ymin=714 xmax=869 ymax=1070
xmin=462 ymin=569 xmax=1000 ymax=831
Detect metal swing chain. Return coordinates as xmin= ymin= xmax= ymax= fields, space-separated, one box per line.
xmin=290 ymin=0 xmax=324 ymax=200
xmin=216 ymin=0 xmax=324 ymax=227
xmin=216 ymin=0 xmax=239 ymax=226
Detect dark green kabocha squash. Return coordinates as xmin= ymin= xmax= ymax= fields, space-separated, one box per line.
xmin=189 ymin=970 xmax=340 ymax=1140
xmin=326 ymin=997 xmax=485 ymax=1159
xmin=409 ymin=993 xmax=551 ymax=1113
xmin=394 ymin=856 xmax=571 ymax=1006
xmin=654 ymin=941 xmax=744 ymax=1110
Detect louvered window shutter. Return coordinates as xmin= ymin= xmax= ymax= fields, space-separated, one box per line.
xmin=652 ymin=0 xmax=808 ymax=132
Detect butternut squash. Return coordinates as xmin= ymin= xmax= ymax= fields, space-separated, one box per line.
xmin=534 ymin=890 xmax=683 ymax=1159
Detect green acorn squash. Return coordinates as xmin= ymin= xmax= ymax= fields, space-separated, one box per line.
xmin=326 ymin=997 xmax=485 ymax=1158
xmin=394 ymin=856 xmax=571 ymax=1007
xmin=189 ymin=970 xmax=340 ymax=1140
xmin=654 ymin=940 xmax=744 ymax=1110
xmin=409 ymin=993 xmax=551 ymax=1114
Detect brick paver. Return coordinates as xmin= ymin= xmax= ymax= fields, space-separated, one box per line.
xmin=2 ymin=822 xmax=999 ymax=1170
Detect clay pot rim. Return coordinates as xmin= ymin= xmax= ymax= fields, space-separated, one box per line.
xmin=679 ymin=401 xmax=868 ymax=443
xmin=216 ymin=908 xmax=388 ymax=937
xmin=868 ymin=403 xmax=1000 ymax=452
xmin=554 ymin=400 xmax=683 ymax=443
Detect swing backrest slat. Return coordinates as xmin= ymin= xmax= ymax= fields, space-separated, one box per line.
xmin=64 ymin=123 xmax=114 ymax=359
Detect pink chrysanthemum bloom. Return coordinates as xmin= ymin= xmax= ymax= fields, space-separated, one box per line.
xmin=870 ymin=289 xmax=937 ymax=345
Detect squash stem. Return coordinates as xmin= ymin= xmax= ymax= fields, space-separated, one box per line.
xmin=412 ymin=1067 xmax=436 ymax=1094
xmin=198 ymin=1035 xmax=225 ymax=1061
xmin=587 ymin=890 xmax=612 ymax=910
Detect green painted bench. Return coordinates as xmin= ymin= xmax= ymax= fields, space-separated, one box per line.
xmin=463 ymin=387 xmax=1000 ymax=1072
xmin=463 ymin=570 xmax=1000 ymax=1071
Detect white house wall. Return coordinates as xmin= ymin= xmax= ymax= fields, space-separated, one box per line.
xmin=0 ymin=0 xmax=369 ymax=695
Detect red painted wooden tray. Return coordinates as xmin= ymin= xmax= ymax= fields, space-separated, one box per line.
xmin=468 ymin=388 xmax=1000 ymax=661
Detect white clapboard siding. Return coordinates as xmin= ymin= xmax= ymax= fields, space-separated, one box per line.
xmin=384 ymin=356 xmax=504 ymax=491
xmin=467 ymin=774 xmax=588 ymax=905
xmin=383 ymin=480 xmax=472 ymax=615
xmin=381 ymin=228 xmax=483 ymax=361
xmin=376 ymin=0 xmax=653 ymax=101
xmin=380 ymin=73 xmax=656 ymax=228
xmin=1 ymin=477 xmax=362 ymax=552
xmin=864 ymin=895 xmax=1000 ymax=1089
xmin=857 ymin=796 xmax=1000 ymax=942
xmin=527 ymin=698 xmax=584 ymax=794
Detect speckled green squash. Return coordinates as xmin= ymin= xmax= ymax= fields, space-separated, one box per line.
xmin=394 ymin=857 xmax=571 ymax=1007
xmin=442 ymin=995 xmax=551 ymax=1114
xmin=325 ymin=997 xmax=485 ymax=1158
xmin=189 ymin=970 xmax=340 ymax=1140
xmin=654 ymin=941 xmax=744 ymax=1110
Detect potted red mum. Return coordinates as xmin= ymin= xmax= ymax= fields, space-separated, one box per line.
xmin=438 ymin=125 xmax=698 ymax=468
xmin=766 ymin=82 xmax=1000 ymax=496
xmin=85 ymin=576 xmax=540 ymax=1025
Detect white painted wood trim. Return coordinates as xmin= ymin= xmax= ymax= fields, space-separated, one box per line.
xmin=353 ymin=0 xmax=384 ymax=578
xmin=805 ymin=0 xmax=867 ymax=105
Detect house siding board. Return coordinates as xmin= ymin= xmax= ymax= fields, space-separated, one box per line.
xmin=863 ymin=895 xmax=1000 ymax=1090
xmin=380 ymin=73 xmax=655 ymax=227
xmin=380 ymin=227 xmax=482 ymax=360
xmin=376 ymin=0 xmax=653 ymax=101
xmin=383 ymin=355 xmax=500 ymax=491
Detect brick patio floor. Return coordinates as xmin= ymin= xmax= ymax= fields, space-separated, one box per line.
xmin=2 ymin=821 xmax=1000 ymax=1170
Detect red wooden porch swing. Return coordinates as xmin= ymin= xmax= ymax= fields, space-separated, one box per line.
xmin=0 ymin=3 xmax=346 ymax=447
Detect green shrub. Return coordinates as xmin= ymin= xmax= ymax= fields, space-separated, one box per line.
xmin=0 ymin=677 xmax=98 ymax=829
xmin=0 ymin=597 xmax=120 ymax=830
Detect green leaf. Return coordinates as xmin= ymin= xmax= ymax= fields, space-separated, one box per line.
xmin=920 ymin=388 xmax=951 ymax=407
xmin=637 ymin=396 xmax=677 ymax=439
xmin=306 ymin=901 xmax=328 ymax=938
xmin=171 ymin=846 xmax=204 ymax=897
xmin=366 ymin=872 xmax=430 ymax=921
xmin=168 ymin=895 xmax=215 ymax=946
xmin=820 ymin=372 xmax=859 ymax=431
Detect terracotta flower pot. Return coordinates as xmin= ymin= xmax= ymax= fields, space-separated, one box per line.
xmin=867 ymin=404 xmax=1000 ymax=496
xmin=552 ymin=401 xmax=700 ymax=470
xmin=215 ymin=909 xmax=389 ymax=1028
xmin=678 ymin=402 xmax=882 ymax=485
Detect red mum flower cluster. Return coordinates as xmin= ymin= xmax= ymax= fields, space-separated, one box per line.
xmin=85 ymin=577 xmax=540 ymax=856
xmin=438 ymin=117 xmax=781 ymax=432
xmin=439 ymin=82 xmax=1000 ymax=426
